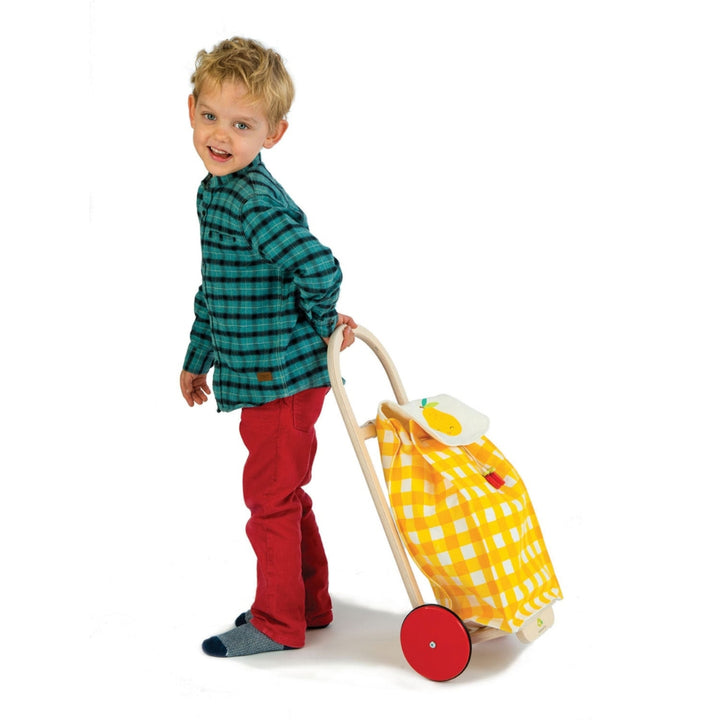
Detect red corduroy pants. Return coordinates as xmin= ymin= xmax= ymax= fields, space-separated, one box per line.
xmin=239 ymin=386 xmax=332 ymax=648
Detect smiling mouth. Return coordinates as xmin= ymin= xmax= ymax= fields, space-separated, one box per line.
xmin=208 ymin=146 xmax=232 ymax=161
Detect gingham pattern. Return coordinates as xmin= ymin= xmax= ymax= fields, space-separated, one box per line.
xmin=377 ymin=408 xmax=562 ymax=633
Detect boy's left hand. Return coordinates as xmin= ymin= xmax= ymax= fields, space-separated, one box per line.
xmin=325 ymin=313 xmax=357 ymax=351
xmin=180 ymin=370 xmax=211 ymax=407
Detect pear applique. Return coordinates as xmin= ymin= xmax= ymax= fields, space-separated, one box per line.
xmin=421 ymin=398 xmax=462 ymax=436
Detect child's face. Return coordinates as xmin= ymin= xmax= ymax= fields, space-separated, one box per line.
xmin=188 ymin=81 xmax=287 ymax=176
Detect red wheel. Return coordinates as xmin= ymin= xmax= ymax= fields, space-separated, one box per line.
xmin=400 ymin=604 xmax=471 ymax=681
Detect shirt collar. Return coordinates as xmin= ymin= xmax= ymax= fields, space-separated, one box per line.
xmin=204 ymin=153 xmax=263 ymax=189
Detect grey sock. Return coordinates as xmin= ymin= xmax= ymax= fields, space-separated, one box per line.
xmin=235 ymin=608 xmax=330 ymax=630
xmin=202 ymin=622 xmax=289 ymax=657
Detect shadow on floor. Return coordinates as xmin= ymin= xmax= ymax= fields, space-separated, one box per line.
xmin=232 ymin=597 xmax=527 ymax=683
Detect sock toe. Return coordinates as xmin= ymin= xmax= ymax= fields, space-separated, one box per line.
xmin=202 ymin=636 xmax=228 ymax=657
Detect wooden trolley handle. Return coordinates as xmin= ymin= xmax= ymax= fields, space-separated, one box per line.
xmin=327 ymin=325 xmax=424 ymax=608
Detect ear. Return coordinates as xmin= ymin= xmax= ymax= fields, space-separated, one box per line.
xmin=263 ymin=119 xmax=288 ymax=149
xmin=188 ymin=94 xmax=196 ymax=127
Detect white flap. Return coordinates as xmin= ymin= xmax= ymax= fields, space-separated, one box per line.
xmin=382 ymin=394 xmax=490 ymax=446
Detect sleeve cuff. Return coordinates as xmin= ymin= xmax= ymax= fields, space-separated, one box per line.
xmin=313 ymin=313 xmax=338 ymax=338
xmin=183 ymin=343 xmax=215 ymax=375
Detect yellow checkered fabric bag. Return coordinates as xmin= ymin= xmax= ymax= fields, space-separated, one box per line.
xmin=377 ymin=397 xmax=562 ymax=633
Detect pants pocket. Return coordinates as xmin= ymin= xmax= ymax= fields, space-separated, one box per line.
xmin=291 ymin=387 xmax=329 ymax=433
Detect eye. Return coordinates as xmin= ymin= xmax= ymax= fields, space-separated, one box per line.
xmin=202 ymin=112 xmax=216 ymax=121
xmin=234 ymin=121 xmax=249 ymax=130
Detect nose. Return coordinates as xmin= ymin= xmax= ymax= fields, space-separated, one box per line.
xmin=211 ymin=124 xmax=230 ymax=143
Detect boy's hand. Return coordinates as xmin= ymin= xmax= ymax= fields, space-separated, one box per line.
xmin=180 ymin=370 xmax=211 ymax=407
xmin=324 ymin=313 xmax=357 ymax=351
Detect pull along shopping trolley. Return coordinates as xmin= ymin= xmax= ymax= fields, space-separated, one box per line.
xmin=327 ymin=325 xmax=562 ymax=681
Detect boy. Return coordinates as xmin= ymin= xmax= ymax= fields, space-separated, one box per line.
xmin=180 ymin=37 xmax=356 ymax=657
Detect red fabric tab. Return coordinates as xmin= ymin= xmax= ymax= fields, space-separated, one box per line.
xmin=485 ymin=471 xmax=505 ymax=489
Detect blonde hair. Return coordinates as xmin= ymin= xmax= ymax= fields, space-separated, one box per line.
xmin=191 ymin=37 xmax=294 ymax=130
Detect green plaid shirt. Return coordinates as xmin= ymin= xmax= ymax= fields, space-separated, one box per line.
xmin=183 ymin=154 xmax=342 ymax=410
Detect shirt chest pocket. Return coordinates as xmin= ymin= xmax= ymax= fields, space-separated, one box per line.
xmin=204 ymin=230 xmax=282 ymax=270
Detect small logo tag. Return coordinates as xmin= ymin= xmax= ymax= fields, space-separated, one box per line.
xmin=256 ymin=372 xmax=273 ymax=382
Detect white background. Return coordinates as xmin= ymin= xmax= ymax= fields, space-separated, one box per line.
xmin=2 ymin=1 xmax=718 ymax=717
